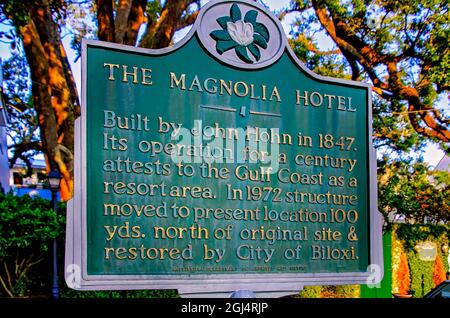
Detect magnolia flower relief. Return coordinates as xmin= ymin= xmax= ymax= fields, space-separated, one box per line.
xmin=227 ymin=20 xmax=254 ymax=46
xmin=210 ymin=3 xmax=270 ymax=63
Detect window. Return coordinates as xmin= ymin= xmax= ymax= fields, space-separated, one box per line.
xmin=13 ymin=172 xmax=23 ymax=185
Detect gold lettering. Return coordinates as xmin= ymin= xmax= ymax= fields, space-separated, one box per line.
xmin=234 ymin=81 xmax=249 ymax=97
xmin=250 ymin=84 xmax=260 ymax=100
xmin=170 ymin=72 xmax=186 ymax=89
xmin=104 ymin=247 xmax=114 ymax=260
xmin=115 ymin=247 xmax=128 ymax=260
xmin=296 ymin=90 xmax=309 ymax=105
xmin=219 ymin=79 xmax=232 ymax=95
xmin=337 ymin=95 xmax=347 ymax=111
xmin=189 ymin=75 xmax=203 ymax=91
xmin=103 ymin=63 xmax=119 ymax=81
xmin=141 ymin=68 xmax=153 ymax=85
xmin=122 ymin=65 xmax=138 ymax=83
xmin=324 ymin=94 xmax=336 ymax=109
xmin=347 ymin=97 xmax=356 ymax=111
xmin=204 ymin=78 xmax=218 ymax=94
xmin=270 ymin=86 xmax=281 ymax=102
xmin=310 ymin=91 xmax=323 ymax=107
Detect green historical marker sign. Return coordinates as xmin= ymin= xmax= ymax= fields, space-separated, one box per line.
xmin=65 ymin=0 xmax=383 ymax=295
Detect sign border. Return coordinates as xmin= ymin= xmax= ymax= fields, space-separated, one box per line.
xmin=65 ymin=0 xmax=383 ymax=296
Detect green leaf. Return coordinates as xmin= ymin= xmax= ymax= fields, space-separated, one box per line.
xmin=210 ymin=30 xmax=232 ymax=41
xmin=235 ymin=46 xmax=253 ymax=63
xmin=230 ymin=3 xmax=242 ymax=22
xmin=247 ymin=43 xmax=261 ymax=61
xmin=244 ymin=10 xmax=258 ymax=24
xmin=216 ymin=40 xmax=238 ymax=54
xmin=254 ymin=22 xmax=270 ymax=42
xmin=216 ymin=16 xmax=232 ymax=29
xmin=253 ymin=34 xmax=268 ymax=49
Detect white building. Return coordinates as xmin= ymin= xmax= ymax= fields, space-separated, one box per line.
xmin=0 ymin=62 xmax=9 ymax=193
xmin=9 ymin=157 xmax=47 ymax=188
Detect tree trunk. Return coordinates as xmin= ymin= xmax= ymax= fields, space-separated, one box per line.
xmin=4 ymin=0 xmax=200 ymax=201
xmin=96 ymin=0 xmax=115 ymax=42
xmin=8 ymin=1 xmax=80 ymax=201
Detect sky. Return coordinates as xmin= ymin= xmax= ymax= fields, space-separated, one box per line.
xmin=0 ymin=0 xmax=446 ymax=167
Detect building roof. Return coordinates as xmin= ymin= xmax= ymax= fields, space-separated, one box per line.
xmin=13 ymin=158 xmax=47 ymax=170
xmin=435 ymin=155 xmax=450 ymax=172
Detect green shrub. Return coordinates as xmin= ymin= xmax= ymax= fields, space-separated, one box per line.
xmin=0 ymin=192 xmax=181 ymax=298
xmin=296 ymin=285 xmax=322 ymax=298
xmin=296 ymin=285 xmax=360 ymax=298
xmin=320 ymin=285 xmax=360 ymax=298
xmin=335 ymin=285 xmax=360 ymax=298
xmin=408 ymin=251 xmax=434 ymax=298
xmin=60 ymin=286 xmax=179 ymax=298
xmin=0 ymin=192 xmax=65 ymax=297
xmin=394 ymin=223 xmax=449 ymax=297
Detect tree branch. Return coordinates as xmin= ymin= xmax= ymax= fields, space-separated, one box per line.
xmin=124 ymin=0 xmax=147 ymax=46
xmin=3 ymin=262 xmax=13 ymax=296
xmin=175 ymin=11 xmax=199 ymax=31
xmin=310 ymin=0 xmax=450 ymax=142
xmin=114 ymin=0 xmax=133 ymax=44
xmin=139 ymin=0 xmax=198 ymax=49
xmin=0 ymin=272 xmax=14 ymax=297
xmin=95 ymin=0 xmax=115 ymax=42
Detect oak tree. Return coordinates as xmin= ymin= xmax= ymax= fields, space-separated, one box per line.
xmin=286 ymin=0 xmax=449 ymax=150
xmin=0 ymin=0 xmax=200 ymax=200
